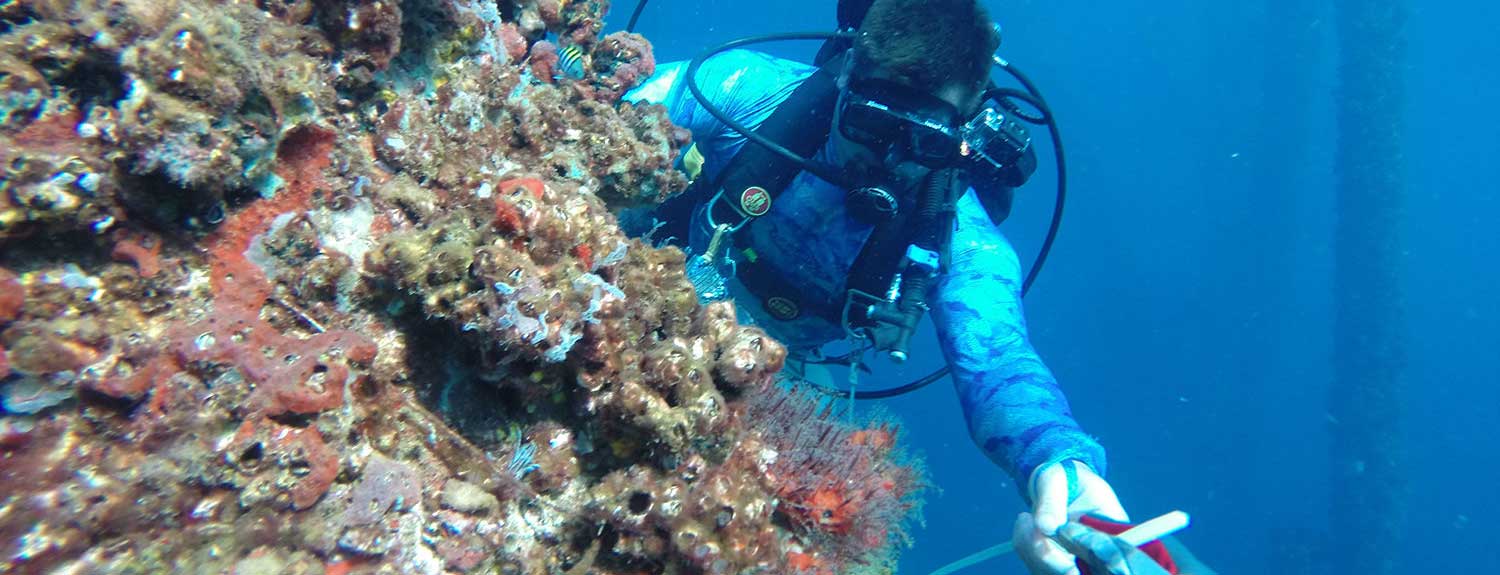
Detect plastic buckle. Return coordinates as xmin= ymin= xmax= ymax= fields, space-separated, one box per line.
xmin=905 ymin=244 xmax=940 ymax=274
xmin=701 ymin=223 xmax=731 ymax=264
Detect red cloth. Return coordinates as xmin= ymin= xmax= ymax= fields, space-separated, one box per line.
xmin=1074 ymin=515 xmax=1180 ymax=575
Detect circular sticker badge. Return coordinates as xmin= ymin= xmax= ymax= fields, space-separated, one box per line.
xmin=765 ymin=296 xmax=800 ymax=321
xmin=739 ymin=186 xmax=771 ymax=217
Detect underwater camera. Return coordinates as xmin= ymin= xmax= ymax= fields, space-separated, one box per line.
xmin=962 ymin=104 xmax=1037 ymax=188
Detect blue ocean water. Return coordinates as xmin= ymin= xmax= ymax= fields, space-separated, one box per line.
xmin=610 ymin=1 xmax=1500 ymax=573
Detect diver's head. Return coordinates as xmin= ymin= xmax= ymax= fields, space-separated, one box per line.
xmin=832 ymin=0 xmax=999 ymax=182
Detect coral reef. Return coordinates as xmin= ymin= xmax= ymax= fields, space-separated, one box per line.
xmin=0 ymin=0 xmax=926 ymax=573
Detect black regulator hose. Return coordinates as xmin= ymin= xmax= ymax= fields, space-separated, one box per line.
xmin=683 ymin=31 xmax=856 ymax=188
xmin=874 ymin=168 xmax=948 ymax=361
xmin=626 ymin=0 xmax=649 ymax=32
xmin=999 ymin=60 xmax=1066 ymax=296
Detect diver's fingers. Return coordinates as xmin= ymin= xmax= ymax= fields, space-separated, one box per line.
xmin=1013 ymin=512 xmax=1082 ymax=575
xmin=1031 ymin=464 xmax=1071 ymax=536
xmin=1055 ymin=523 xmax=1132 ymax=575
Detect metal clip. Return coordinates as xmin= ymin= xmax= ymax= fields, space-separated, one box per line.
xmin=699 ymin=223 xmax=731 ymax=265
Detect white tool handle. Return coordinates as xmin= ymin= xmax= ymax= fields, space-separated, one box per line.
xmin=1117 ymin=510 xmax=1191 ymax=547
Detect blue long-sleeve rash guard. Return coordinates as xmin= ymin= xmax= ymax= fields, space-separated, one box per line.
xmin=625 ymin=50 xmax=1106 ymax=488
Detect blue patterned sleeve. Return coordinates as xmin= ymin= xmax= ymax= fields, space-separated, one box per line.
xmin=931 ymin=189 xmax=1107 ymax=495
xmin=624 ymin=50 xmax=813 ymax=176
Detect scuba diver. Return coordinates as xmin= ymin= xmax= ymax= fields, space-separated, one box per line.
xmin=621 ymin=0 xmax=1213 ymax=573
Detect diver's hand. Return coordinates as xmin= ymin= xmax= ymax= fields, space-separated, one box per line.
xmin=1053 ymin=522 xmax=1174 ymax=575
xmin=1014 ymin=460 xmax=1128 ymax=575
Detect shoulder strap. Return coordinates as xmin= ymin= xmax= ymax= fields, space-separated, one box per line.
xmin=704 ymin=61 xmax=842 ymax=229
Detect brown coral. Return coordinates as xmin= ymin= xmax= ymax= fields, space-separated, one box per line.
xmin=0 ymin=0 xmax=926 ymax=573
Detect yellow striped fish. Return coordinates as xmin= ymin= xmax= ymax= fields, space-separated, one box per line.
xmin=557 ymin=43 xmax=588 ymax=80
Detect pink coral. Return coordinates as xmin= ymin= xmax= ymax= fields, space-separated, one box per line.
xmin=592 ymin=32 xmax=656 ymax=103
xmin=166 ymin=300 xmax=376 ymax=417
xmin=0 ymin=268 xmax=21 ymax=324
xmin=535 ymin=0 xmax=564 ymax=28
xmin=529 ymin=40 xmax=561 ymax=83
xmin=342 ymin=453 xmax=421 ymax=526
xmin=224 ymin=417 xmax=341 ymax=510
xmin=110 ymin=232 xmax=164 ymax=278
xmin=498 ymin=23 xmax=529 ymax=64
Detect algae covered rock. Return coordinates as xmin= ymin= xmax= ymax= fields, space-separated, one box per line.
xmin=0 ymin=0 xmax=926 ymax=572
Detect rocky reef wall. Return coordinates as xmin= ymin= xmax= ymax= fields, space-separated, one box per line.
xmin=0 ymin=0 xmax=924 ymax=573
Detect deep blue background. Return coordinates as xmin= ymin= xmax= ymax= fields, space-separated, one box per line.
xmin=607 ymin=1 xmax=1500 ymax=572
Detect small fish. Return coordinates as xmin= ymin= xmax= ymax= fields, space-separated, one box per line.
xmin=556 ymin=43 xmax=589 ymax=80
xmin=681 ymin=142 xmax=704 ymax=182
xmin=505 ymin=435 xmax=540 ymax=479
